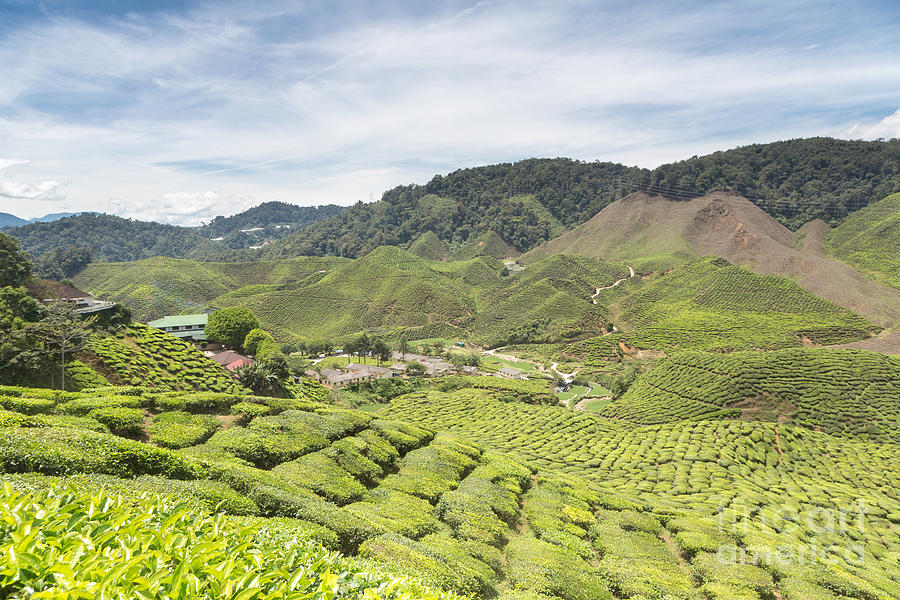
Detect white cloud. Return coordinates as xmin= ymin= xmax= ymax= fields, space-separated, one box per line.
xmin=0 ymin=1 xmax=898 ymax=223
xmin=0 ymin=157 xmax=62 ymax=202
xmin=840 ymin=108 xmax=900 ymax=140
xmin=0 ymin=179 xmax=62 ymax=200
xmin=0 ymin=158 xmax=30 ymax=171
xmin=109 ymin=191 xmax=224 ymax=226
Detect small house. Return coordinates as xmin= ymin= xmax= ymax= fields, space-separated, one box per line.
xmin=148 ymin=314 xmax=209 ymax=340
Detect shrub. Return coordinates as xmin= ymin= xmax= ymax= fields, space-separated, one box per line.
xmin=0 ymin=485 xmax=460 ymax=599
xmin=203 ymin=425 xmax=327 ymax=469
xmin=345 ymin=489 xmax=441 ymax=539
xmin=56 ymin=395 xmax=144 ymax=416
xmin=0 ymin=395 xmax=56 ymax=415
xmin=87 ymin=407 xmax=146 ymax=438
xmin=0 ymin=427 xmax=203 ymax=479
xmin=271 ymin=452 xmax=367 ymax=505
xmin=149 ymin=411 xmax=221 ymax=448
xmin=230 ymin=401 xmax=272 ymax=425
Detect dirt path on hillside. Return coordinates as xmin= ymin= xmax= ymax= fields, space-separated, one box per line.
xmin=592 ymin=265 xmax=635 ymax=304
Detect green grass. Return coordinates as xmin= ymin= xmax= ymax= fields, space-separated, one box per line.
xmin=826 ymin=192 xmax=900 ymax=290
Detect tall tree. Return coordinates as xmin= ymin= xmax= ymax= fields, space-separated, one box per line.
xmin=36 ymin=302 xmax=95 ymax=390
xmin=0 ymin=233 xmax=31 ymax=288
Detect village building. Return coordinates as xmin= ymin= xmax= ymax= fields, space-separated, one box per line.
xmin=27 ymin=280 xmax=116 ymax=315
xmin=497 ymin=366 xmax=528 ymax=380
xmin=210 ymin=350 xmax=255 ymax=371
xmin=148 ymin=314 xmax=209 ymax=340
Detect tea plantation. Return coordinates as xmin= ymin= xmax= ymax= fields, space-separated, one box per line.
xmin=602 ymin=348 xmax=900 ymax=440
xmin=86 ymin=322 xmax=248 ymax=393
xmin=384 ymin=389 xmax=900 ymax=599
xmin=565 ymin=257 xmax=880 ymax=362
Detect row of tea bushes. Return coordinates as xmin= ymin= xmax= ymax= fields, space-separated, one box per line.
xmin=606 ymin=348 xmax=900 ymax=441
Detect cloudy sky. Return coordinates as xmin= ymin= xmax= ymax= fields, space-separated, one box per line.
xmin=1 ymin=0 xmax=899 ymax=224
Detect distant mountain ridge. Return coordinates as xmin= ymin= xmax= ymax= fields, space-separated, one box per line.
xmin=4 ymin=202 xmax=344 ymax=263
xmin=0 ymin=211 xmax=88 ymax=227
xmin=6 ymin=136 xmax=900 ymax=265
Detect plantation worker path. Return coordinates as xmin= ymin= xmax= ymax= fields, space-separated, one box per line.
xmin=592 ymin=264 xmax=635 ymax=304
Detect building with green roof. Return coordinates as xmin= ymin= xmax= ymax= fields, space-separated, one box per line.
xmin=147 ymin=313 xmax=208 ymax=340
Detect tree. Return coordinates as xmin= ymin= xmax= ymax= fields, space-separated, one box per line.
xmin=36 ymin=302 xmax=95 ymax=390
xmin=235 ymin=361 xmax=285 ymax=397
xmin=398 ymin=334 xmax=409 ymax=360
xmin=0 ymin=233 xmax=32 ymax=288
xmin=243 ymin=328 xmax=275 ymax=356
xmin=406 ymin=361 xmax=426 ymax=376
xmin=346 ymin=333 xmax=370 ymax=363
xmin=371 ymin=338 xmax=391 ymax=364
xmin=35 ymin=245 xmax=93 ymax=279
xmin=206 ymin=308 xmax=261 ymax=349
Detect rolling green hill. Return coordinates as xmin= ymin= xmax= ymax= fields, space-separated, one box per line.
xmin=826 ymin=192 xmax=900 ymax=291
xmin=76 ymin=248 xmax=630 ymax=345
xmin=603 ymin=348 xmax=900 ymax=441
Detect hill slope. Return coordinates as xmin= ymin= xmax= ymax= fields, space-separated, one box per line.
xmin=605 ymin=348 xmax=900 ymax=441
xmin=525 ymin=191 xmax=900 ymax=329
xmin=263 ymin=137 xmax=900 ymax=260
xmin=75 ymin=248 xmax=629 ymax=345
xmin=826 ymin=192 xmax=900 ymax=291
xmin=564 ymin=257 xmax=880 ymax=362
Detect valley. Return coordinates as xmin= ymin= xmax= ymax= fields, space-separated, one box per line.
xmin=1 ymin=140 xmax=899 ymax=600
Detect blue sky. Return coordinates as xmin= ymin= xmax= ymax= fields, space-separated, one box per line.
xmin=1 ymin=0 xmax=899 ymax=224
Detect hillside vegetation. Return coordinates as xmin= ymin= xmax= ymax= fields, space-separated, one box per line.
xmin=604 ymin=348 xmax=900 ymax=441
xmin=4 ymin=379 xmax=898 ymax=599
xmin=83 ymin=323 xmax=249 ymax=393
xmin=5 ymin=202 xmax=343 ymax=263
xmin=76 ymin=247 xmax=629 ymax=345
xmin=384 ymin=388 xmax=900 ymax=599
xmin=564 ymin=257 xmax=879 ymax=363
xmin=263 ymin=137 xmax=900 ymax=260
xmin=826 ymin=192 xmax=900 ymax=291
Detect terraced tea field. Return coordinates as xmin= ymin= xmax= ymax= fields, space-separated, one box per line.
xmin=86 ymin=323 xmax=247 ymax=393
xmin=565 ymin=257 xmax=880 ymax=362
xmin=603 ymin=348 xmax=900 ymax=440
xmin=826 ymin=192 xmax=900 ymax=291
xmin=4 ymin=380 xmax=896 ymax=599
xmin=384 ymin=389 xmax=900 ymax=598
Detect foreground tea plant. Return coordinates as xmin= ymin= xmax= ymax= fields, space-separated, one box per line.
xmin=0 ymin=484 xmax=460 ymax=599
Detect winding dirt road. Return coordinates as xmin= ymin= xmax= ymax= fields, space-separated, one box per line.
xmin=592 ymin=265 xmax=636 ymax=304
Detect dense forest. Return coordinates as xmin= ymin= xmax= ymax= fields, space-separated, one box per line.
xmin=265 ymin=137 xmax=900 ymax=258
xmin=4 ymin=202 xmax=344 ymax=264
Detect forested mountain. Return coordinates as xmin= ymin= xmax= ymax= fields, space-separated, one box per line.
xmin=7 ymin=214 xmax=216 ymax=263
xmin=5 ymin=202 xmax=344 ymax=264
xmin=264 ymin=137 xmax=900 ymax=259
xmin=0 ymin=212 xmax=27 ymax=228
xmin=198 ymin=201 xmax=344 ymax=249
xmin=6 ymin=137 xmax=900 ymax=264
